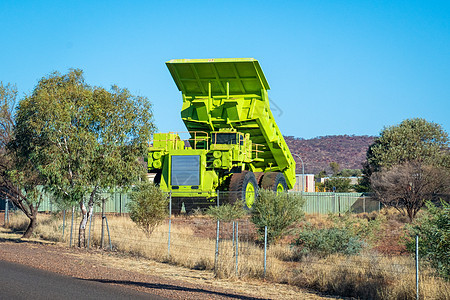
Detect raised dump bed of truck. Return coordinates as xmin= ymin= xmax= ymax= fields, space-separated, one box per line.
xmin=148 ymin=58 xmax=296 ymax=206
xmin=165 ymin=58 xmax=296 ymax=188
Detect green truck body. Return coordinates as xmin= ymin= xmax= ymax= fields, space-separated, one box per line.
xmin=148 ymin=58 xmax=295 ymax=206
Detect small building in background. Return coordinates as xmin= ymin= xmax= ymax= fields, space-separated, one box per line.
xmin=290 ymin=174 xmax=315 ymax=192
xmin=318 ymin=177 xmax=360 ymax=185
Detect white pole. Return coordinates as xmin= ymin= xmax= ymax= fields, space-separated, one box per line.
xmin=168 ymin=192 xmax=172 ymax=258
xmin=264 ymin=226 xmax=267 ymax=278
xmin=293 ymin=153 xmax=305 ymax=192
xmin=416 ymin=235 xmax=419 ymax=300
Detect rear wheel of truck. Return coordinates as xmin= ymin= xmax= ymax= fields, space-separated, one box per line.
xmin=254 ymin=172 xmax=265 ymax=187
xmin=229 ymin=171 xmax=258 ymax=209
xmin=261 ymin=172 xmax=288 ymax=193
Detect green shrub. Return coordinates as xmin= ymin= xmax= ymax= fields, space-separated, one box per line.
xmin=127 ymin=183 xmax=169 ymax=236
xmin=206 ymin=202 xmax=247 ymax=222
xmin=407 ymin=201 xmax=450 ymax=280
xmin=327 ymin=211 xmax=383 ymax=245
xmin=251 ymin=189 xmax=305 ymax=245
xmin=293 ymin=226 xmax=364 ymax=258
xmin=324 ymin=176 xmax=352 ymax=192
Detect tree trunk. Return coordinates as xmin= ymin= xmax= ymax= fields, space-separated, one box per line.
xmin=78 ymin=189 xmax=97 ymax=248
xmin=78 ymin=201 xmax=88 ymax=247
xmin=22 ymin=208 xmax=38 ymax=238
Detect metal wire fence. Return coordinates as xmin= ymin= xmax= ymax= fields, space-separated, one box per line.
xmin=2 ymin=191 xmax=448 ymax=299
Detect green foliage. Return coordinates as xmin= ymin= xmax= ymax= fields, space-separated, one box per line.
xmin=354 ymin=176 xmax=371 ymax=193
xmin=0 ymin=82 xmax=43 ymax=238
xmin=366 ymin=118 xmax=449 ymax=173
xmin=329 ymin=162 xmax=340 ymax=175
xmin=316 ymin=181 xmax=325 ymax=192
xmin=206 ymin=202 xmax=247 ymax=222
xmin=0 ymin=82 xmax=16 ymax=145
xmin=293 ymin=212 xmax=382 ymax=258
xmin=128 ymin=183 xmax=169 ymax=236
xmin=316 ymin=170 xmax=328 ymax=178
xmin=13 ymin=70 xmax=155 ymax=206
xmin=324 ymin=177 xmax=352 ymax=192
xmin=406 ymin=201 xmax=450 ymax=279
xmin=327 ymin=212 xmax=382 ymax=243
xmin=338 ymin=169 xmax=362 ymax=177
xmin=251 ymin=189 xmax=305 ymax=245
xmin=12 ymin=69 xmax=155 ymax=245
xmin=293 ymin=226 xmax=364 ymax=257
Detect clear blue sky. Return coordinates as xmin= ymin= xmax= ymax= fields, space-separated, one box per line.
xmin=1 ymin=1 xmax=449 ymax=139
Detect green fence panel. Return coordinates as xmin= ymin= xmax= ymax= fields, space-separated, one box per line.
xmin=290 ymin=192 xmax=378 ymax=214
xmin=36 ymin=188 xmax=378 ymax=215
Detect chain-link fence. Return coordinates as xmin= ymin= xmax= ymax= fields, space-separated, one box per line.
xmin=3 ymin=191 xmax=449 ymax=299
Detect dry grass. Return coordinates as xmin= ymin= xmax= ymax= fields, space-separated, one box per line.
xmin=288 ymin=252 xmax=449 ymax=299
xmin=5 ymin=210 xmax=450 ymax=300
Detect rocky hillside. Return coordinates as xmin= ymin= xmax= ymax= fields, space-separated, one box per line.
xmin=285 ymin=135 xmax=376 ymax=174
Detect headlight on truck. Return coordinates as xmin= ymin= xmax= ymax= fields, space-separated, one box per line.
xmin=153 ymin=152 xmax=162 ymax=159
xmin=213 ymin=159 xmax=222 ymax=168
xmin=153 ymin=159 xmax=162 ymax=168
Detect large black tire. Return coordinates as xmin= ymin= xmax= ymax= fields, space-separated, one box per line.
xmin=254 ymin=172 xmax=265 ymax=187
xmin=261 ymin=172 xmax=288 ymax=192
xmin=228 ymin=171 xmax=258 ymax=208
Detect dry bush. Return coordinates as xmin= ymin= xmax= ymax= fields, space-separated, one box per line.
xmin=371 ymin=161 xmax=450 ymax=222
xmin=289 ymin=252 xmax=449 ymax=300
xmin=4 ymin=211 xmax=29 ymax=232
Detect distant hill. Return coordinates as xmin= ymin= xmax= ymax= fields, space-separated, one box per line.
xmin=285 ymin=135 xmax=376 ymax=175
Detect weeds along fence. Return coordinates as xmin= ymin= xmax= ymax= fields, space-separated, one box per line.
xmin=3 ymin=191 xmax=449 ymax=299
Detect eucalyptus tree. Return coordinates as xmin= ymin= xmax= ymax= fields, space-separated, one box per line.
xmin=0 ymin=82 xmax=44 ymax=238
xmin=362 ymin=118 xmax=450 ymax=219
xmin=360 ymin=118 xmax=449 ymax=191
xmin=366 ymin=118 xmax=449 ymax=173
xmin=14 ymin=70 xmax=155 ymax=246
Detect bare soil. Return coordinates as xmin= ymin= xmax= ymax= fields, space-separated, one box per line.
xmin=0 ymin=227 xmax=339 ymax=300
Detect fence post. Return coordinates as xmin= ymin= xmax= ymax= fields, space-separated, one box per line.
xmin=333 ymin=193 xmax=336 ymax=213
xmin=101 ymin=199 xmax=106 ymax=248
xmin=105 ymin=215 xmax=112 ymax=250
xmin=363 ymin=195 xmax=366 ymax=213
xmin=235 ymin=221 xmax=239 ymax=277
xmin=316 ymin=194 xmax=319 ymax=215
xmin=62 ymin=210 xmax=66 ymax=238
xmin=168 ymin=192 xmax=172 ymax=258
xmin=416 ymin=235 xmax=419 ymax=300
xmin=69 ymin=206 xmax=74 ymax=247
xmin=4 ymin=197 xmax=9 ymax=225
xmin=87 ymin=209 xmax=93 ymax=249
xmin=338 ymin=196 xmax=341 ymax=217
xmin=119 ymin=192 xmax=122 ymax=215
xmin=264 ymin=226 xmax=267 ymax=278
xmin=232 ymin=221 xmax=235 ymax=250
xmin=214 ymin=219 xmax=220 ymax=276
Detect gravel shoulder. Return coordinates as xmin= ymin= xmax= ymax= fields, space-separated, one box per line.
xmin=0 ymin=228 xmax=340 ymax=299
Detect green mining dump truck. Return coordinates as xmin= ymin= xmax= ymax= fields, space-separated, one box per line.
xmin=148 ymin=58 xmax=295 ymax=207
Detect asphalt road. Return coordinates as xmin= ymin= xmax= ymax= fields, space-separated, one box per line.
xmin=0 ymin=260 xmax=167 ymax=300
